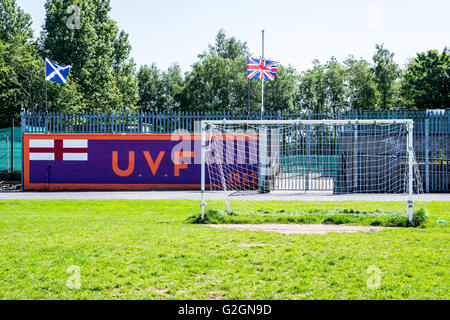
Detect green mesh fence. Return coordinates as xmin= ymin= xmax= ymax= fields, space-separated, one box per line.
xmin=281 ymin=155 xmax=340 ymax=174
xmin=0 ymin=127 xmax=22 ymax=172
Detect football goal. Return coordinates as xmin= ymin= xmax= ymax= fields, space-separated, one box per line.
xmin=200 ymin=119 xmax=423 ymax=223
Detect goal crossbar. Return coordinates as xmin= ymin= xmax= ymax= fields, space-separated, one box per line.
xmin=202 ymin=119 xmax=414 ymax=126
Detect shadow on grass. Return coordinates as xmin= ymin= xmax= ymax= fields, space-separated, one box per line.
xmin=188 ymin=208 xmax=427 ymax=228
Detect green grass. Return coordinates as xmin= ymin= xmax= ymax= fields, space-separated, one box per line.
xmin=0 ymin=200 xmax=448 ymax=300
xmin=189 ymin=205 xmax=427 ymax=228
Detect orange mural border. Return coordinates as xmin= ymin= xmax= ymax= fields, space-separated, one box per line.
xmin=23 ymin=133 xmax=257 ymax=191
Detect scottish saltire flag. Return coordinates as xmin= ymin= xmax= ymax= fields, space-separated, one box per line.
xmin=45 ymin=58 xmax=72 ymax=84
xmin=247 ymin=57 xmax=279 ymax=80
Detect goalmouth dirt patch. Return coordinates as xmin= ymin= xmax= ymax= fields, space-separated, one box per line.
xmin=207 ymin=224 xmax=394 ymax=235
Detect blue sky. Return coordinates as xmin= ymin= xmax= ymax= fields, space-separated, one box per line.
xmin=16 ymin=0 xmax=450 ymax=72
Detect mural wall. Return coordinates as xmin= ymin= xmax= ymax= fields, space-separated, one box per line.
xmin=23 ymin=133 xmax=258 ymax=191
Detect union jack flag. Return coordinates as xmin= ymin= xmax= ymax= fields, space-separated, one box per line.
xmin=247 ymin=58 xmax=279 ymax=80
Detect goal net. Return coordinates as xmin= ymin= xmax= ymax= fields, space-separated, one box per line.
xmin=200 ymin=120 xmax=423 ymax=223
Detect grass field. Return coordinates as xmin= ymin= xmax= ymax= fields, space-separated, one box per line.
xmin=0 ymin=200 xmax=448 ymax=300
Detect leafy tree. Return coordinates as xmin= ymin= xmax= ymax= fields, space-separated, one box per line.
xmin=162 ymin=63 xmax=184 ymax=111
xmin=372 ymin=44 xmax=400 ymax=109
xmin=182 ymin=54 xmax=248 ymax=112
xmin=200 ymin=29 xmax=248 ymax=61
xmin=40 ymin=0 xmax=138 ymax=112
xmin=0 ymin=0 xmax=33 ymax=44
xmin=181 ymin=30 xmax=299 ymax=114
xmin=0 ymin=0 xmax=82 ymax=128
xmin=137 ymin=64 xmax=164 ymax=112
xmin=137 ymin=63 xmax=183 ymax=112
xmin=180 ymin=30 xmax=250 ymax=113
xmin=4 ymin=0 xmax=450 ymax=121
xmin=323 ymin=57 xmax=346 ymax=114
xmin=0 ymin=0 xmax=35 ymax=127
xmin=262 ymin=65 xmax=298 ymax=113
xmin=297 ymin=61 xmax=327 ymax=113
xmin=344 ymin=56 xmax=377 ymax=110
xmin=297 ymin=58 xmax=346 ymax=114
xmin=402 ymin=48 xmax=450 ymax=109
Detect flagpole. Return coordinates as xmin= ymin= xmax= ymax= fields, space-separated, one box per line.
xmin=247 ymin=78 xmax=251 ymax=114
xmin=44 ymin=59 xmax=49 ymax=134
xmin=261 ymin=30 xmax=265 ymax=119
xmin=45 ymin=77 xmax=48 ymax=113
xmin=44 ymin=59 xmax=48 ymax=114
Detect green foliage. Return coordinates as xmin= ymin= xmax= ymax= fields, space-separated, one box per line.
xmin=40 ymin=0 xmax=138 ymax=112
xmin=297 ymin=61 xmax=327 ymax=113
xmin=200 ymin=29 xmax=249 ymax=61
xmin=297 ymin=57 xmax=347 ymax=114
xmin=411 ymin=208 xmax=427 ymax=227
xmin=137 ymin=63 xmax=184 ymax=112
xmin=178 ymin=29 xmax=299 ymax=113
xmin=372 ymin=44 xmax=401 ymax=109
xmin=344 ymin=56 xmax=377 ymax=110
xmin=0 ymin=0 xmax=36 ymax=127
xmin=189 ymin=206 xmax=427 ymax=228
xmin=1 ymin=0 xmax=448 ymax=120
xmin=0 ymin=39 xmax=85 ymax=124
xmin=0 ymin=0 xmax=33 ymax=43
xmin=402 ymin=48 xmax=450 ymax=110
xmin=0 ymin=40 xmax=31 ymax=126
xmin=180 ymin=30 xmax=250 ymax=112
xmin=263 ymin=64 xmax=299 ymax=112
xmin=323 ymin=57 xmax=346 ymax=114
xmin=186 ymin=209 xmax=226 ymax=224
xmin=0 ymin=0 xmax=134 ymax=127
xmin=0 ymin=1 xmax=82 ymax=127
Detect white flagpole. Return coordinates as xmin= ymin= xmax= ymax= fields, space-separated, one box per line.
xmin=261 ymin=30 xmax=265 ymax=119
xmin=44 ymin=60 xmax=48 ymax=113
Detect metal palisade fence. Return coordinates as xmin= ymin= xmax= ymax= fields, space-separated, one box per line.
xmin=21 ymin=110 xmax=450 ymax=193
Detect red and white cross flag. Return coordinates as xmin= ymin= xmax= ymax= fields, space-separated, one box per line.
xmin=29 ymin=139 xmax=88 ymax=161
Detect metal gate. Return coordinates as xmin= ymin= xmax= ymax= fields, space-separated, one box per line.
xmin=273 ymin=124 xmax=340 ymax=192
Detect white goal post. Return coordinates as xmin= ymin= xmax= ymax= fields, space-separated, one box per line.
xmin=201 ymin=119 xmax=421 ymax=223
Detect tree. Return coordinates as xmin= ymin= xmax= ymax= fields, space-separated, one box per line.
xmin=182 ymin=29 xmax=299 ymax=114
xmin=200 ymin=29 xmax=248 ymax=61
xmin=180 ymin=30 xmax=250 ymax=113
xmin=402 ymin=48 xmax=450 ymax=109
xmin=344 ymin=56 xmax=377 ymax=110
xmin=137 ymin=63 xmax=183 ymax=112
xmin=297 ymin=61 xmax=327 ymax=113
xmin=137 ymin=64 xmax=164 ymax=112
xmin=323 ymin=57 xmax=346 ymax=114
xmin=0 ymin=0 xmax=35 ymax=127
xmin=0 ymin=0 xmax=33 ymax=44
xmin=162 ymin=63 xmax=184 ymax=111
xmin=263 ymin=65 xmax=298 ymax=113
xmin=297 ymin=58 xmax=347 ymax=114
xmin=182 ymin=54 xmax=248 ymax=112
xmin=372 ymin=44 xmax=400 ymax=109
xmin=0 ymin=0 xmax=82 ymax=128
xmin=40 ymin=0 xmax=138 ymax=112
